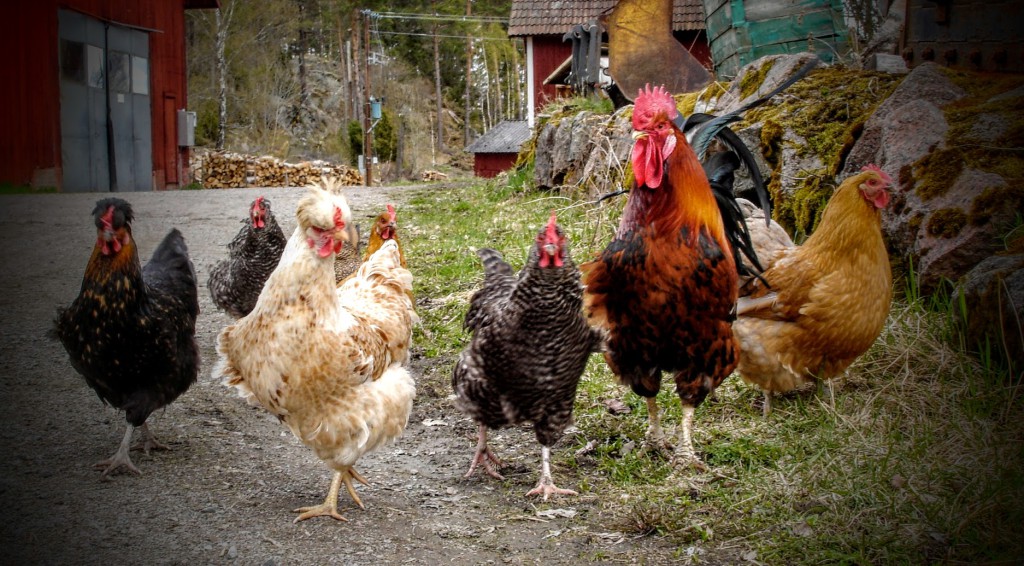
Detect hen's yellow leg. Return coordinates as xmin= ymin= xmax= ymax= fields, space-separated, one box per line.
xmin=342 ymin=468 xmax=370 ymax=510
xmin=293 ymin=471 xmax=347 ymax=523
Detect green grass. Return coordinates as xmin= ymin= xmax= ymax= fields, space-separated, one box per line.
xmin=0 ymin=183 xmax=57 ymax=194
xmin=401 ymin=176 xmax=1024 ymax=563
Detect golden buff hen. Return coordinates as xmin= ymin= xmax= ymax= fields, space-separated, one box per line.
xmin=214 ymin=182 xmax=417 ymax=522
xmin=733 ymin=165 xmax=894 ymax=416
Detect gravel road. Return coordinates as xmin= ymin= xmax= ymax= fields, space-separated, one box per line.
xmin=0 ymin=185 xmax=684 ymax=565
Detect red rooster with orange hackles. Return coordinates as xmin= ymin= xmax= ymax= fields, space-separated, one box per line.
xmin=582 ymin=84 xmax=746 ymax=469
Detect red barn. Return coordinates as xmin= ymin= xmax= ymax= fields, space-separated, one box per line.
xmin=508 ymin=0 xmax=709 ymax=127
xmin=465 ymin=120 xmax=531 ymax=178
xmin=0 ymin=0 xmax=217 ymax=192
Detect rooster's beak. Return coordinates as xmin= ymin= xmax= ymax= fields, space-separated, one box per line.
xmin=631 ymin=131 xmax=647 ymax=141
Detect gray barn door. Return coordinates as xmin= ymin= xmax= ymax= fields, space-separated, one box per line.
xmin=58 ymin=10 xmax=152 ymax=192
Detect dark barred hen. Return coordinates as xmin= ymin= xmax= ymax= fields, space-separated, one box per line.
xmin=54 ymin=198 xmax=200 ymax=477
xmin=452 ymin=212 xmax=602 ymax=500
xmin=208 ymin=196 xmax=286 ymax=318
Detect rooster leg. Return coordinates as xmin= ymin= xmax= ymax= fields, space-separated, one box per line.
xmin=464 ymin=423 xmax=504 ymax=480
xmin=672 ymin=406 xmax=707 ymax=472
xmin=643 ymin=397 xmax=674 ymax=453
xmin=341 ymin=468 xmax=367 ymax=510
xmin=293 ymin=470 xmax=348 ymax=523
xmin=94 ymin=424 xmax=141 ymax=477
xmin=132 ymin=422 xmax=170 ymax=454
xmin=525 ymin=446 xmax=577 ymax=501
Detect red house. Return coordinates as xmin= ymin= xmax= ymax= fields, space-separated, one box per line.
xmin=0 ymin=0 xmax=217 ymax=192
xmin=508 ymin=0 xmax=710 ymax=127
xmin=465 ymin=120 xmax=531 ymax=178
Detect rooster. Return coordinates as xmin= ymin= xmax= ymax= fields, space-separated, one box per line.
xmin=452 ymin=211 xmax=602 ymax=499
xmin=582 ymin=85 xmax=745 ymax=469
xmin=733 ymin=165 xmax=894 ymax=416
xmin=53 ymin=198 xmax=200 ymax=477
xmin=208 ymin=196 xmax=287 ymax=318
xmin=215 ymin=182 xmax=417 ymax=522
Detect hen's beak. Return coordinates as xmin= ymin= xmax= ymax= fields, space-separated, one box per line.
xmin=543 ymin=243 xmax=557 ymax=256
xmin=631 ymin=131 xmax=647 ymax=141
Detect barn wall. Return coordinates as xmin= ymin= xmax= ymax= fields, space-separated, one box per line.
xmin=0 ymin=0 xmax=195 ymax=190
xmin=473 ymin=153 xmax=518 ymax=178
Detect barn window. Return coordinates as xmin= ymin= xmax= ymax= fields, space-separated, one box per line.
xmin=59 ymin=39 xmax=85 ymax=84
xmin=108 ymin=51 xmax=129 ymax=94
xmin=87 ymin=44 xmax=104 ymax=89
xmin=131 ymin=56 xmax=149 ymax=95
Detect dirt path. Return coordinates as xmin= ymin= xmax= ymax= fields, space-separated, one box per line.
xmin=0 ymin=185 xmax=683 ymax=565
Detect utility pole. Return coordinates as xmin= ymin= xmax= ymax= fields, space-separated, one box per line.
xmin=362 ymin=10 xmax=374 ymax=187
xmin=462 ymin=0 xmax=473 ymax=146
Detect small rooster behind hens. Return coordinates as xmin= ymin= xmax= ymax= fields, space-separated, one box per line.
xmin=734 ymin=165 xmax=894 ymax=416
xmin=54 ymin=198 xmax=200 ymax=477
xmin=208 ymin=196 xmax=287 ymax=318
xmin=453 ymin=212 xmax=602 ymax=499
xmin=215 ymin=182 xmax=417 ymax=522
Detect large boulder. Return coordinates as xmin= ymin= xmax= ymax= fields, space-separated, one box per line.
xmin=959 ymin=248 xmax=1024 ymax=371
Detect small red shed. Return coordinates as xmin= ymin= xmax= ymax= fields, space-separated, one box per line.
xmin=465 ymin=120 xmax=531 ymax=178
xmin=0 ymin=0 xmax=218 ymax=192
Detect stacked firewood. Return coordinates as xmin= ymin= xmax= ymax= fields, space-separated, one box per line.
xmin=421 ymin=170 xmax=449 ymax=181
xmin=200 ymin=151 xmax=362 ymax=188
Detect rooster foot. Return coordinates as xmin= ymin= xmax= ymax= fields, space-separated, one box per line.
xmin=670 ymin=451 xmax=708 ymax=472
xmin=131 ymin=423 xmax=169 ymax=454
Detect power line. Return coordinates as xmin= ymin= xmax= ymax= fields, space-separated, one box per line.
xmin=375 ymin=30 xmax=515 ymax=41
xmin=368 ymin=11 xmax=508 ymax=24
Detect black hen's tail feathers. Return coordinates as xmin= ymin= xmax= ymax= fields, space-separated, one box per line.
xmin=143 ymin=229 xmax=200 ymax=319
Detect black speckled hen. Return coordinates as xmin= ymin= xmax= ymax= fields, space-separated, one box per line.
xmin=208 ymin=196 xmax=287 ymax=318
xmin=452 ymin=211 xmax=602 ymax=500
xmin=54 ymin=198 xmax=200 ymax=477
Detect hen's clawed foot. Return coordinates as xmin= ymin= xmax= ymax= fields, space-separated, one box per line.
xmin=292 ymin=502 xmax=348 ymax=523
xmin=131 ymin=423 xmax=169 ymax=454
xmin=294 ymin=471 xmax=349 ymax=523
xmin=342 ymin=468 xmax=370 ymax=510
xmin=95 ymin=424 xmax=141 ymax=478
xmin=526 ymin=480 xmax=577 ymax=501
xmin=670 ymin=450 xmax=708 ymax=472
xmin=464 ymin=424 xmax=504 ymax=480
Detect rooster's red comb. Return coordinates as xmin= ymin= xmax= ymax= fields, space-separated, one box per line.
xmin=386 ymin=203 xmax=396 ymax=222
xmin=634 ymin=84 xmax=679 ymax=124
xmin=861 ymin=164 xmax=892 ymax=185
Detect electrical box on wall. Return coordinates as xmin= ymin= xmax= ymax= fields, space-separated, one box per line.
xmin=177 ymin=110 xmax=196 ymax=146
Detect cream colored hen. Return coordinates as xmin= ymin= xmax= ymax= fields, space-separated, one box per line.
xmin=214 ymin=182 xmax=417 ymax=523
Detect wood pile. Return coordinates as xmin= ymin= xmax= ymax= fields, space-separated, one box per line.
xmin=200 ymin=151 xmax=362 ymax=188
xmin=421 ymin=170 xmax=449 ymax=181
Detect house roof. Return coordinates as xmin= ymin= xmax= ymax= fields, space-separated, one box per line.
xmin=465 ymin=121 xmax=531 ymax=154
xmin=508 ymin=0 xmax=705 ymax=36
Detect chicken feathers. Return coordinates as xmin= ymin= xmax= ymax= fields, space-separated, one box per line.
xmin=453 ymin=212 xmax=601 ymax=499
xmin=215 ymin=183 xmax=416 ymax=522
xmin=734 ymin=166 xmax=894 ymax=415
xmin=54 ymin=198 xmax=200 ymax=477
xmin=208 ymin=196 xmax=287 ymax=318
